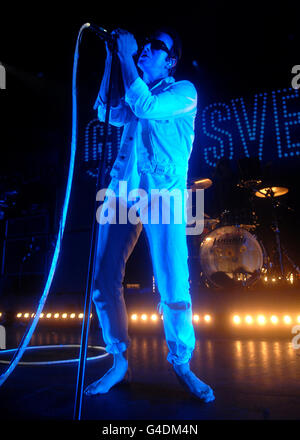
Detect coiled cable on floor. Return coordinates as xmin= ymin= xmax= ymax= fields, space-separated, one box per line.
xmin=0 ymin=23 xmax=90 ymax=387
xmin=0 ymin=345 xmax=109 ymax=366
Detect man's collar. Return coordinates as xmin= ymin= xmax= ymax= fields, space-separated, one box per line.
xmin=149 ymin=76 xmax=175 ymax=91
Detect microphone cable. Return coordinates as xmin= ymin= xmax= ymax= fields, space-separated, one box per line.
xmin=0 ymin=23 xmax=90 ymax=387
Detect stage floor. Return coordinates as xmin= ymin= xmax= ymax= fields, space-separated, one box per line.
xmin=0 ymin=323 xmax=300 ymax=422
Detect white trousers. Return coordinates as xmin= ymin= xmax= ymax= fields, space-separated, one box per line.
xmin=92 ymin=175 xmax=196 ymax=365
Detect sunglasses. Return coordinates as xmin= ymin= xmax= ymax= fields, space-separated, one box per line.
xmin=141 ymin=37 xmax=171 ymax=56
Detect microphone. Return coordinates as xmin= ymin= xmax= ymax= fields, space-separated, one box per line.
xmin=85 ymin=23 xmax=116 ymax=44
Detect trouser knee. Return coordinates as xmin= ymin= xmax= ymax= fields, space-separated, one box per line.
xmin=165 ymin=301 xmax=191 ymax=311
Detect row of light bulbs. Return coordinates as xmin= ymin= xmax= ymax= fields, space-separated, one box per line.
xmin=130 ymin=313 xmax=212 ymax=323
xmin=3 ymin=311 xmax=212 ymax=324
xmin=232 ymin=314 xmax=300 ymax=326
xmin=2 ymin=312 xmax=299 ymax=327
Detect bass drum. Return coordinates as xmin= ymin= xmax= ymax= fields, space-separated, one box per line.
xmin=200 ymin=225 xmax=265 ymax=288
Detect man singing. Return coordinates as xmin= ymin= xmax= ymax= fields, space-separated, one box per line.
xmin=85 ymin=27 xmax=215 ymax=403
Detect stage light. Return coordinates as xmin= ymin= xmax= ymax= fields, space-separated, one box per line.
xmin=131 ymin=314 xmax=138 ymax=321
xmin=151 ymin=314 xmax=158 ymax=321
xmin=40 ymin=313 xmax=44 ymax=319
xmin=204 ymin=314 xmax=211 ymax=323
xmin=257 ymin=315 xmax=266 ymax=325
xmin=270 ymin=315 xmax=279 ymax=324
xmin=17 ymin=313 xmax=22 ymax=318
xmin=24 ymin=313 xmax=29 ymax=319
xmin=54 ymin=313 xmax=59 ymax=319
xmin=62 ymin=313 xmax=67 ymax=319
xmin=233 ymin=315 xmax=241 ymax=325
xmin=283 ymin=315 xmax=292 ymax=325
xmin=70 ymin=313 xmax=76 ymax=319
xmin=297 ymin=316 xmax=300 ymax=323
xmin=193 ymin=314 xmax=200 ymax=322
xmin=46 ymin=313 xmax=52 ymax=319
xmin=245 ymin=315 xmax=253 ymax=325
xmin=141 ymin=314 xmax=148 ymax=321
xmin=78 ymin=313 xmax=84 ymax=319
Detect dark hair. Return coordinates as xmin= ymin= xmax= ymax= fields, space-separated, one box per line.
xmin=152 ymin=26 xmax=183 ymax=75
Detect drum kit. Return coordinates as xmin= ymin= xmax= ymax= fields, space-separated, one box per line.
xmin=188 ymin=174 xmax=299 ymax=289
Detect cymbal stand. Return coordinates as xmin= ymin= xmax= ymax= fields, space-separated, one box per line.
xmin=258 ymin=188 xmax=298 ymax=282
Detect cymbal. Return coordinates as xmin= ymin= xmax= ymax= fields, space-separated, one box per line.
xmin=190 ymin=178 xmax=213 ymax=190
xmin=255 ymin=186 xmax=289 ymax=198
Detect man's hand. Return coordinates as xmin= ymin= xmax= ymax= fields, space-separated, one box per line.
xmin=105 ymin=29 xmax=139 ymax=92
xmin=115 ymin=29 xmax=138 ymax=61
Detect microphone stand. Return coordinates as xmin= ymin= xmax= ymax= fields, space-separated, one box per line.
xmin=73 ymin=38 xmax=118 ymax=421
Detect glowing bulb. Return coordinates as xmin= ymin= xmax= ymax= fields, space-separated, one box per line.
xmin=62 ymin=313 xmax=67 ymax=319
xmin=141 ymin=314 xmax=148 ymax=321
xmin=78 ymin=313 xmax=84 ymax=319
xmin=46 ymin=313 xmax=52 ymax=319
xmin=233 ymin=315 xmax=241 ymax=325
xmin=245 ymin=315 xmax=253 ymax=324
xmin=204 ymin=314 xmax=211 ymax=323
xmin=40 ymin=313 xmax=44 ymax=319
xmin=24 ymin=313 xmax=29 ymax=318
xmin=151 ymin=314 xmax=158 ymax=321
xmin=297 ymin=316 xmax=300 ymax=324
xmin=193 ymin=314 xmax=200 ymax=322
xmin=54 ymin=313 xmax=59 ymax=319
xmin=270 ymin=315 xmax=278 ymax=324
xmin=257 ymin=315 xmax=266 ymax=325
xmin=70 ymin=313 xmax=75 ymax=319
xmin=131 ymin=314 xmax=138 ymax=321
xmin=283 ymin=315 xmax=292 ymax=325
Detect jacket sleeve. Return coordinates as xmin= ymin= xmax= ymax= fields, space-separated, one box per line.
xmin=94 ymin=95 xmax=133 ymax=127
xmin=124 ymin=77 xmax=197 ymax=120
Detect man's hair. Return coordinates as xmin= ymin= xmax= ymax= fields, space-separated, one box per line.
xmin=152 ymin=27 xmax=183 ymax=76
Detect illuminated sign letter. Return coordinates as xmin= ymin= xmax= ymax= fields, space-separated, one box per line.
xmin=201 ymin=103 xmax=234 ymax=167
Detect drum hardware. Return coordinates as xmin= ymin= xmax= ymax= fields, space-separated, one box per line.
xmin=193 ymin=164 xmax=298 ymax=288
xmin=251 ymin=182 xmax=298 ymax=283
xmin=237 ymin=179 xmax=262 ymax=190
xmin=219 ymin=208 xmax=259 ymax=231
xmin=282 ymin=247 xmax=300 ymax=275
